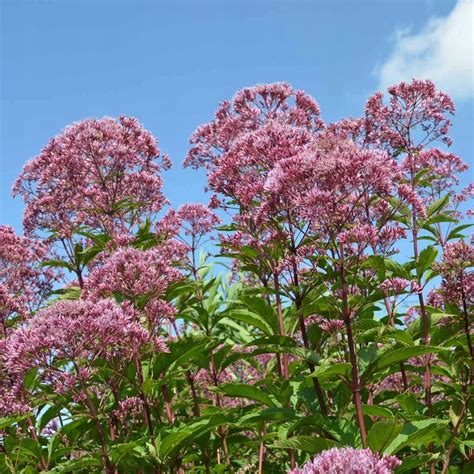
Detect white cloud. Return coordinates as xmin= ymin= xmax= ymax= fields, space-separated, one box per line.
xmin=377 ymin=0 xmax=474 ymax=100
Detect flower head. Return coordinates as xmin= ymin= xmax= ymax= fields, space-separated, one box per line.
xmin=289 ymin=447 xmax=401 ymax=474
xmin=0 ymin=299 xmax=156 ymax=409
xmin=435 ymin=241 xmax=474 ymax=306
xmin=13 ymin=116 xmax=169 ymax=239
xmin=0 ymin=225 xmax=57 ymax=334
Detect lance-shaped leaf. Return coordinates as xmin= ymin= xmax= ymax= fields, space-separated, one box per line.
xmin=367 ymin=420 xmax=403 ymax=453
xmin=216 ymin=383 xmax=280 ymax=407
xmin=416 ymin=246 xmax=438 ymax=277
xmin=385 ymin=418 xmax=449 ymax=455
xmin=158 ymin=414 xmax=227 ymax=459
xmin=362 ymin=345 xmax=446 ymax=383
xmin=307 ymin=362 xmax=351 ymax=382
xmin=271 ymin=436 xmax=338 ymax=454
xmin=223 ymin=308 xmax=274 ymax=335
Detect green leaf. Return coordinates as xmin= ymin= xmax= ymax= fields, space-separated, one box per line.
xmin=50 ymin=286 xmax=81 ymax=301
xmin=159 ymin=414 xmax=226 ymax=459
xmin=426 ymin=195 xmax=449 ymax=217
xmin=216 ymin=383 xmax=278 ymax=407
xmin=406 ymin=312 xmax=452 ymax=340
xmin=385 ymin=419 xmax=449 ymax=454
xmin=310 ymin=363 xmax=351 ymax=382
xmin=237 ymin=408 xmax=295 ymax=425
xmin=58 ymin=417 xmax=93 ymax=442
xmin=272 ymin=436 xmax=338 ymax=454
xmin=386 ymin=328 xmax=414 ymax=346
xmin=41 ymin=259 xmax=75 ymax=271
xmin=446 ymin=223 xmax=473 ymax=241
xmin=462 ymin=460 xmax=474 ymax=474
xmin=0 ymin=414 xmax=30 ymax=429
xmin=159 ymin=430 xmax=192 ymax=459
xmin=360 ymin=405 xmax=395 ymax=419
xmin=238 ymin=295 xmax=278 ymax=332
xmin=363 ymin=345 xmax=446 ymax=382
xmin=48 ymin=455 xmax=102 ymax=472
xmin=38 ymin=405 xmax=61 ymax=431
xmin=24 ymin=368 xmax=38 ymax=390
xmin=240 ymin=245 xmax=259 ymax=258
xmin=384 ymin=259 xmax=411 ymax=279
xmin=396 ymin=393 xmax=418 ymax=415
xmin=416 ymin=247 xmax=438 ymax=277
xmin=248 ymin=335 xmax=297 ymax=347
xmin=154 ymin=337 xmax=212 ymax=376
xmin=224 ymin=309 xmax=273 ymax=335
xmin=367 ymin=420 xmax=402 ymax=453
xmin=395 ymin=454 xmax=439 ymax=473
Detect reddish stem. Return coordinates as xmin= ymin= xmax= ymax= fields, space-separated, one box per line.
xmin=340 ymin=244 xmax=367 ymax=447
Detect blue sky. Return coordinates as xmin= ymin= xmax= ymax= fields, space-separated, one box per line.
xmin=1 ymin=0 xmax=472 ymax=232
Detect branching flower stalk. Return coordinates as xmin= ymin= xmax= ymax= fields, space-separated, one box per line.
xmin=339 ymin=243 xmax=367 ymax=447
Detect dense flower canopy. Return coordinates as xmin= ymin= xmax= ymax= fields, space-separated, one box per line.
xmin=0 ymin=299 xmax=158 ymax=417
xmin=0 ymin=225 xmax=56 ymax=335
xmin=13 ymin=116 xmax=170 ymax=239
xmin=185 ymin=82 xmax=324 ymax=170
xmin=84 ymin=246 xmax=184 ymax=324
xmin=364 ymin=79 xmax=455 ymax=151
xmin=0 ymin=80 xmax=472 ymax=473
xmin=185 ymin=83 xmax=324 ymax=211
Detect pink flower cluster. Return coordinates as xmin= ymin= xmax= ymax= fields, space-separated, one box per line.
xmin=84 ymin=246 xmax=184 ymax=323
xmin=0 ymin=225 xmax=57 ymax=334
xmin=13 ymin=116 xmax=170 ymax=239
xmin=185 ymin=82 xmax=450 ymax=273
xmin=157 ymin=203 xmax=221 ymax=249
xmin=435 ymin=241 xmax=474 ymax=306
xmin=289 ymin=447 xmax=401 ymax=474
xmin=184 ymin=91 xmax=386 ymax=305
xmin=177 ymin=203 xmax=221 ymax=239
xmin=185 ymin=82 xmax=323 ymax=171
xmin=113 ymin=396 xmax=143 ymax=423
xmin=264 ymin=137 xmax=407 ymax=256
xmin=365 ymin=79 xmax=454 ymax=152
xmin=185 ymin=83 xmax=324 ymax=221
xmin=0 ymin=299 xmax=156 ymax=415
xmin=380 ymin=278 xmax=420 ymax=295
xmin=364 ymin=79 xmax=468 ymax=211
xmin=307 ymin=315 xmax=344 ymax=333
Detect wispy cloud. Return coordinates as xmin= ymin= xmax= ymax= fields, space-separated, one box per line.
xmin=377 ymin=0 xmax=473 ymax=100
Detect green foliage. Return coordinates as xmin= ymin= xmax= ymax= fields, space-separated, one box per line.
xmin=2 ymin=191 xmax=473 ymax=474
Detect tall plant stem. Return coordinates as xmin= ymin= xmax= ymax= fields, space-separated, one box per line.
xmin=258 ymin=425 xmax=266 ymax=474
xmin=273 ymin=273 xmax=297 ymax=469
xmin=381 ymin=295 xmax=408 ymax=390
xmin=298 ymin=312 xmax=328 ymax=414
xmin=171 ymin=321 xmax=204 ymax=418
xmin=461 ymin=285 xmax=474 ymax=386
xmin=261 ymin=278 xmax=283 ymax=377
xmin=273 ymin=274 xmax=289 ymax=380
xmin=441 ymin=396 xmax=470 ymax=474
xmin=340 ymin=244 xmax=367 ymax=447
xmin=26 ymin=416 xmax=48 ymax=471
xmin=209 ymin=353 xmax=231 ymax=468
xmin=370 ymin=239 xmax=409 ymax=391
xmin=185 ymin=371 xmax=201 ymax=417
xmin=74 ymin=363 xmax=114 ymax=473
xmin=286 ymin=213 xmax=327 ymax=412
xmin=190 ymin=255 xmax=229 ymax=470
xmin=171 ymin=321 xmax=210 ymax=472
xmin=412 ymin=222 xmax=433 ymax=415
xmin=161 ymin=383 xmax=174 ymax=424
xmin=135 ymin=357 xmax=155 ymax=435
